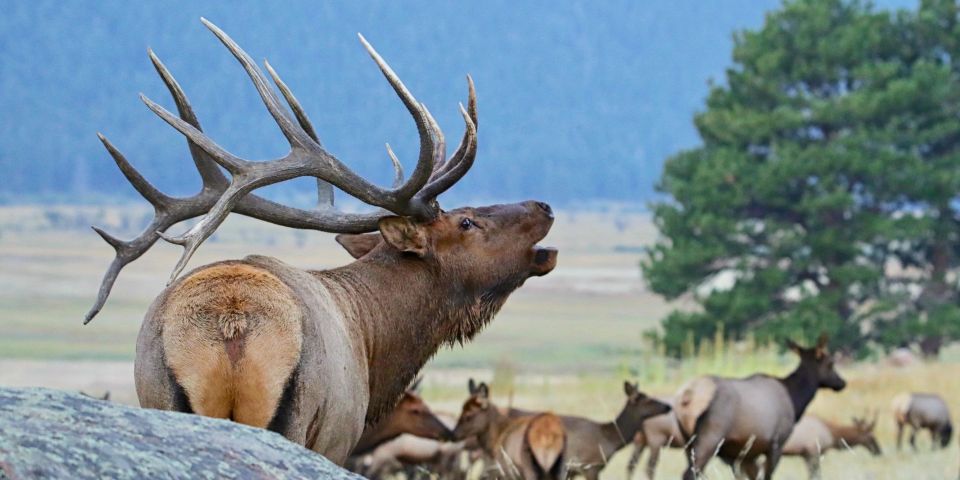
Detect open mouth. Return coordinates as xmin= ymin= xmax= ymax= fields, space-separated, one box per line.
xmin=530 ymin=246 xmax=559 ymax=276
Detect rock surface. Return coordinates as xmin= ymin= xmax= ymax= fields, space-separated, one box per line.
xmin=0 ymin=387 xmax=362 ymax=479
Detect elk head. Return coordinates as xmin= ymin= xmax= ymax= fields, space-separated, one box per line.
xmin=786 ymin=333 xmax=846 ymax=391
xmin=388 ymin=389 xmax=455 ymax=442
xmin=86 ymin=18 xmax=557 ymax=324
xmin=452 ymin=379 xmax=496 ymax=440
xmin=616 ymin=382 xmax=671 ymax=437
xmin=850 ymin=411 xmax=882 ymax=456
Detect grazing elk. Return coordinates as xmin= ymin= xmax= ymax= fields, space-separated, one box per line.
xmin=625 ymin=397 xmax=683 ymax=480
xmin=674 ymin=334 xmax=846 ymax=480
xmin=89 ymin=19 xmax=557 ymax=464
xmin=354 ymin=415 xmax=473 ymax=480
xmin=351 ymin=379 xmax=454 ymax=456
xmin=782 ymin=414 xmax=881 ymax=479
xmin=892 ymin=392 xmax=953 ymax=450
xmin=453 ymin=381 xmax=567 ymax=479
xmin=548 ymin=382 xmax=670 ymax=480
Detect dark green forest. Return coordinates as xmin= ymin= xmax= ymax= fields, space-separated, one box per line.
xmin=3 ymin=0 xmax=789 ymax=205
xmin=644 ymin=0 xmax=960 ymax=357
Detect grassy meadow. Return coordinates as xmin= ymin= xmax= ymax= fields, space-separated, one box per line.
xmin=0 ymin=205 xmax=958 ymax=479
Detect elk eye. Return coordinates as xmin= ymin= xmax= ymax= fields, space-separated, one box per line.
xmin=460 ymin=218 xmax=474 ymax=230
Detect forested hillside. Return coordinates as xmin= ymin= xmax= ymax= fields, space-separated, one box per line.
xmin=1 ymin=1 xmax=796 ymax=205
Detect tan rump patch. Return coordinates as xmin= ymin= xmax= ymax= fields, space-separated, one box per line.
xmin=526 ymin=413 xmax=565 ymax=472
xmin=161 ymin=262 xmax=303 ymax=428
xmin=891 ymin=392 xmax=912 ymax=424
xmin=675 ymin=376 xmax=717 ymax=436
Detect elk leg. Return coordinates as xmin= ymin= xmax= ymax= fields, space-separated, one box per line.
xmin=909 ymin=425 xmax=918 ymax=451
xmin=645 ymin=445 xmax=662 ymax=480
xmin=764 ymin=448 xmax=783 ymax=479
xmin=896 ymin=422 xmax=904 ymax=451
xmin=682 ymin=433 xmax=723 ymax=480
xmin=739 ymin=460 xmax=761 ymax=480
xmin=627 ymin=442 xmax=645 ymax=479
xmin=804 ymin=454 xmax=822 ymax=480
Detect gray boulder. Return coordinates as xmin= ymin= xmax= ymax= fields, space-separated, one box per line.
xmin=0 ymin=387 xmax=362 ymax=479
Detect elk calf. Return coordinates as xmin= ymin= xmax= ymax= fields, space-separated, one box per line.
xmin=892 ymin=392 xmax=953 ymax=450
xmin=674 ymin=334 xmax=846 ymax=480
xmin=453 ymin=381 xmax=567 ymax=479
xmin=782 ymin=414 xmax=881 ymax=479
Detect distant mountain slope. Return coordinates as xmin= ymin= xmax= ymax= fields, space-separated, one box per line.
xmin=0 ymin=0 xmax=910 ymax=205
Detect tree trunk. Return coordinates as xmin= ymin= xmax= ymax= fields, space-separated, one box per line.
xmin=0 ymin=387 xmax=360 ymax=480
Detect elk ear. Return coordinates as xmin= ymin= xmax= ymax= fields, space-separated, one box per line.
xmin=335 ymin=233 xmax=382 ymax=259
xmin=624 ymin=381 xmax=637 ymax=396
xmin=815 ymin=333 xmax=830 ymax=357
xmin=378 ymin=216 xmax=430 ymax=257
xmin=476 ymin=382 xmax=490 ymax=399
xmin=468 ymin=378 xmax=477 ymax=394
xmin=409 ymin=375 xmax=423 ymax=393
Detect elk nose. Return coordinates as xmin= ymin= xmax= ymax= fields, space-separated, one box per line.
xmin=535 ymin=201 xmax=553 ymax=218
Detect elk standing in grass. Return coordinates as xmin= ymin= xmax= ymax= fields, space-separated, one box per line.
xmin=539 ymin=382 xmax=670 ymax=480
xmin=453 ymin=381 xmax=567 ymax=479
xmin=350 ymin=379 xmax=454 ymax=456
xmin=892 ymin=392 xmax=953 ymax=450
xmin=625 ymin=398 xmax=683 ymax=480
xmin=782 ymin=413 xmax=881 ymax=479
xmin=90 ymin=19 xmax=557 ymax=464
xmin=674 ymin=334 xmax=846 ymax=479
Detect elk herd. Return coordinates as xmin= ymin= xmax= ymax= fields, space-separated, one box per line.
xmin=83 ymin=19 xmax=956 ymax=480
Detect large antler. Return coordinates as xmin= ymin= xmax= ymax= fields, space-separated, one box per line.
xmin=86 ymin=18 xmax=478 ymax=324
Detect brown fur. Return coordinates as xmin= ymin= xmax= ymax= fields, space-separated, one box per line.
xmin=351 ymin=389 xmax=453 ymax=455
xmin=453 ymin=382 xmax=567 ymax=479
xmin=525 ymin=413 xmax=565 ymax=474
xmin=783 ymin=415 xmax=880 ymax=479
xmin=160 ymin=263 xmax=302 ymax=426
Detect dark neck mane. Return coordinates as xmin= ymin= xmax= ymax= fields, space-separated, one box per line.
xmin=779 ymin=363 xmax=819 ymax=421
xmin=316 ymin=246 xmax=520 ymax=423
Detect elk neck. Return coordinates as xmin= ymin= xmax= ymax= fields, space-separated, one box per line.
xmin=477 ymin=406 xmax=511 ymax=456
xmin=314 ymin=249 xmax=517 ymax=424
xmin=779 ymin=363 xmax=820 ymax=421
xmin=597 ymin=406 xmax=644 ymax=454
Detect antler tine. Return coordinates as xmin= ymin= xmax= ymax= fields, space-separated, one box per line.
xmin=200 ymin=18 xmax=311 ymax=149
xmin=263 ymin=60 xmax=334 ymax=209
xmin=148 ymin=49 xmax=225 ymax=188
xmin=356 ymin=33 xmax=436 ymax=201
xmin=96 ymin=133 xmax=171 ymax=208
xmin=415 ymin=98 xmax=478 ymax=202
xmin=385 ymin=143 xmax=405 ymax=188
xmin=420 ymin=103 xmax=447 ymax=173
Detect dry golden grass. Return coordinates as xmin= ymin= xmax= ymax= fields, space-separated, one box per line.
xmin=1 ymin=206 xmax=957 ymax=478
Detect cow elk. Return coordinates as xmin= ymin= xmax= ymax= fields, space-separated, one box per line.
xmin=351 ymin=379 xmax=454 ymax=456
xmin=674 ymin=334 xmax=846 ymax=480
xmin=782 ymin=413 xmax=881 ymax=479
xmin=453 ymin=381 xmax=567 ymax=479
xmin=892 ymin=392 xmax=953 ymax=450
xmin=544 ymin=382 xmax=670 ymax=480
xmin=89 ymin=19 xmax=557 ymax=464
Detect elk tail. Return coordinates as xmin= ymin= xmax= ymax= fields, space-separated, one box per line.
xmin=525 ymin=413 xmax=565 ymax=476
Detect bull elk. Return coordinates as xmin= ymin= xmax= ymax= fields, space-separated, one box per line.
xmin=89 ymin=19 xmax=557 ymax=464
xmin=782 ymin=413 xmax=881 ymax=480
xmin=351 ymin=379 xmax=454 ymax=456
xmin=453 ymin=381 xmax=567 ymax=480
xmin=674 ymin=334 xmax=846 ymax=480
xmin=892 ymin=392 xmax=953 ymax=450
